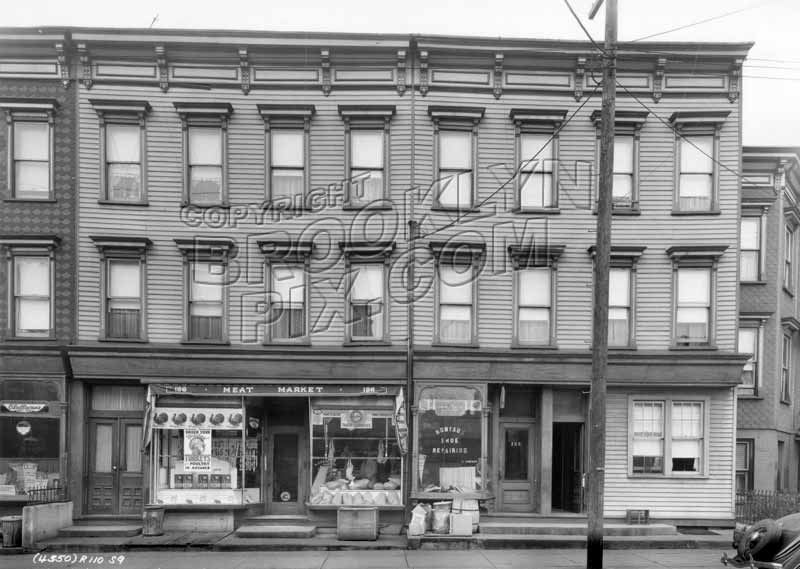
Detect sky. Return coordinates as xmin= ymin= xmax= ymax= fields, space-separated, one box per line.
xmin=3 ymin=0 xmax=799 ymax=146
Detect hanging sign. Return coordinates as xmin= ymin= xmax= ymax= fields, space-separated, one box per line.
xmin=183 ymin=429 xmax=212 ymax=472
xmin=1 ymin=402 xmax=48 ymax=413
xmin=152 ymin=407 xmax=244 ymax=430
xmin=394 ymin=388 xmax=409 ymax=455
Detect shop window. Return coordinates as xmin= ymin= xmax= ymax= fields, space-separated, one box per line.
xmin=415 ymin=384 xmax=486 ymax=494
xmin=0 ymin=377 xmax=64 ymax=495
xmin=339 ymin=105 xmax=395 ymax=208
xmin=174 ymin=102 xmax=232 ymax=207
xmin=429 ymin=106 xmax=484 ymax=211
xmin=1 ymin=99 xmax=57 ymax=200
xmin=630 ymin=398 xmax=706 ymax=476
xmin=309 ymin=405 xmax=403 ymax=507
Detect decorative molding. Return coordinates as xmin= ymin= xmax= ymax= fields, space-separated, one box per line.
xmin=338 ymin=241 xmax=396 ymax=259
xmin=508 ymin=244 xmax=566 ymax=268
xmin=509 ymin=108 xmax=567 ymax=127
xmin=320 ymin=49 xmax=331 ymax=96
xmin=782 ymin=316 xmax=800 ymax=334
xmin=665 ymin=244 xmax=727 ymax=261
xmin=590 ymin=110 xmax=649 ymax=128
xmin=0 ymin=99 xmax=59 ymax=113
xmin=587 ymin=245 xmax=646 ymax=263
xmin=172 ymin=101 xmax=234 ymax=118
xmin=396 ymin=50 xmax=407 ymax=96
xmin=89 ymin=99 xmax=151 ymax=117
xmin=174 ymin=238 xmax=236 ymax=259
xmin=0 ymin=235 xmax=61 ymax=250
xmin=728 ymin=58 xmax=743 ymax=103
xmin=493 ymin=53 xmax=504 ymax=99
xmin=429 ymin=240 xmax=485 ymax=262
xmin=428 ymin=105 xmax=485 ymax=122
xmin=419 ymin=50 xmax=429 ymax=96
xmin=238 ymin=48 xmax=250 ymax=95
xmin=653 ymin=58 xmax=666 ymax=102
xmin=90 ymin=235 xmax=152 ymax=254
xmin=257 ymin=104 xmax=316 ymax=120
xmin=669 ymin=111 xmax=730 ymax=127
xmin=338 ymin=105 xmax=396 ymax=120
xmin=155 ymin=45 xmax=168 ymax=93
xmin=257 ymin=239 xmax=314 ymax=259
xmin=77 ymin=43 xmax=92 ymax=89
xmin=54 ymin=42 xmax=69 ymax=88
xmin=574 ymin=57 xmax=586 ymax=101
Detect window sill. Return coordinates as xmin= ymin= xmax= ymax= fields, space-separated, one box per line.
xmin=669 ymin=344 xmax=718 ymax=351
xmin=263 ymin=340 xmax=312 ymax=347
xmin=741 ymin=280 xmax=767 ymax=285
xmin=512 ymin=207 xmax=560 ymax=215
xmin=510 ymin=343 xmax=557 ymax=350
xmin=99 ymin=337 xmax=148 ymax=343
xmin=609 ymin=344 xmax=638 ymax=351
xmin=180 ymin=340 xmax=230 ymax=346
xmin=628 ymin=474 xmax=709 ymax=480
xmin=737 ymin=394 xmax=762 ymax=400
xmin=430 ymin=206 xmax=480 ymax=214
xmin=3 ymin=335 xmax=57 ymax=342
xmin=343 ymin=340 xmax=393 ymax=347
xmin=182 ymin=203 xmax=230 ymax=209
xmin=3 ymin=198 xmax=56 ymax=203
xmin=671 ymin=209 xmax=722 ymax=216
xmin=98 ymin=199 xmax=149 ymax=206
xmin=430 ymin=342 xmax=480 ymax=349
xmin=781 ymin=399 xmax=792 ymax=406
xmin=342 ymin=203 xmax=393 ymax=211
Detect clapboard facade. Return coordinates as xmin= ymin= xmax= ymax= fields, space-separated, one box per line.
xmin=0 ymin=27 xmax=752 ymax=528
xmin=737 ymin=147 xmax=800 ymax=493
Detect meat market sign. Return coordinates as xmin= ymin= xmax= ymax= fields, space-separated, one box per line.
xmin=152 ymin=384 xmax=400 ymax=397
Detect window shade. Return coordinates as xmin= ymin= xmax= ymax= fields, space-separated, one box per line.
xmin=681 ymin=136 xmax=713 ymax=173
xmin=741 ymin=218 xmax=760 ymax=249
xmin=107 ymin=124 xmax=140 ymax=162
xmin=109 ymin=261 xmax=140 ymax=298
xmin=188 ymin=127 xmax=222 ymax=164
xmin=518 ymin=269 xmax=550 ymax=306
xmin=609 ymin=268 xmax=630 ymax=306
xmin=271 ymin=131 xmax=304 ymax=167
xmin=439 ymin=265 xmax=472 ymax=303
xmin=613 ymin=136 xmax=634 ymax=173
xmin=273 ymin=266 xmax=305 ymax=304
xmin=439 ymin=131 xmax=471 ymax=169
xmin=16 ymin=257 xmax=50 ymax=295
xmin=14 ymin=122 xmax=48 ymax=160
xmin=351 ymin=265 xmax=383 ymax=301
xmin=351 ymin=131 xmax=383 ymax=169
xmin=191 ymin=263 xmax=223 ymax=301
xmin=678 ymin=269 xmax=710 ymax=304
xmin=521 ymin=133 xmax=553 ymax=172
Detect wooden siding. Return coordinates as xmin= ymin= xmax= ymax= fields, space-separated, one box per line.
xmin=604 ymin=387 xmax=735 ymax=519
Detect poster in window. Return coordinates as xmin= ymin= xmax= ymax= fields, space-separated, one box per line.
xmin=184 ymin=429 xmax=212 ymax=472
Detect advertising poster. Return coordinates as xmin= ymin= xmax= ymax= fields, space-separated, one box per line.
xmin=183 ymin=429 xmax=212 ymax=472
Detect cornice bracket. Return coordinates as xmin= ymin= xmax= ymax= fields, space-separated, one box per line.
xmin=653 ymin=57 xmax=666 ymax=103
xmin=396 ymin=50 xmax=407 ymax=96
xmin=155 ymin=45 xmax=169 ymax=93
xmin=493 ymin=53 xmax=504 ymax=100
xmin=320 ymin=49 xmax=332 ymax=97
xmin=419 ymin=50 xmax=429 ymax=97
xmin=239 ymin=48 xmax=251 ymax=96
xmin=728 ymin=58 xmax=743 ymax=103
xmin=77 ymin=43 xmax=92 ymax=90
xmin=574 ymin=57 xmax=586 ymax=102
xmin=54 ymin=42 xmax=69 ymax=89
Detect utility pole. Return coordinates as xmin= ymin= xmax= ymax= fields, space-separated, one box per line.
xmin=587 ymin=0 xmax=616 ymax=568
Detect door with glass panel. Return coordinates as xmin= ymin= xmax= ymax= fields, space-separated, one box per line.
xmin=265 ymin=426 xmax=306 ymax=515
xmin=498 ymin=423 xmax=536 ymax=512
xmin=87 ymin=418 xmax=143 ymax=515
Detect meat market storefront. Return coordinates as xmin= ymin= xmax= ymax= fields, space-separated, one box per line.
xmin=144 ymin=382 xmax=407 ymax=531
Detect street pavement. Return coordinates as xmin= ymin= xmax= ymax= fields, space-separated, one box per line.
xmin=1 ymin=548 xmax=731 ymax=568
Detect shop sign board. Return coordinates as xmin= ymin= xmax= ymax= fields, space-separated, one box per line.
xmin=152 ymin=384 xmax=399 ymax=397
xmin=183 ymin=429 xmax=212 ymax=472
xmin=1 ymin=402 xmax=48 ymax=413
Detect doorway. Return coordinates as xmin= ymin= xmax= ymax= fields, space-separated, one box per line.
xmin=552 ymin=422 xmax=583 ymax=513
xmin=262 ymin=398 xmax=308 ymax=515
xmin=498 ymin=423 xmax=537 ymax=512
xmin=87 ymin=417 xmax=144 ymax=514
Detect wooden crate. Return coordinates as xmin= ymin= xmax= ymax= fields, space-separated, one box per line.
xmin=337 ymin=507 xmax=378 ymax=541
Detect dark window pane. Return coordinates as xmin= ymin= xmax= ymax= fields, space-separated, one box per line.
xmin=272 ymin=306 xmax=305 ymax=339
xmin=108 ymin=163 xmax=142 ymax=201
xmin=504 ymin=429 xmax=529 ymax=480
xmin=273 ymin=433 xmax=298 ymax=502
xmin=0 ymin=380 xmax=59 ymax=401
xmin=0 ymin=417 xmax=60 ymax=459
xmin=189 ymin=315 xmax=222 ymax=340
xmin=108 ymin=309 xmax=140 ymax=339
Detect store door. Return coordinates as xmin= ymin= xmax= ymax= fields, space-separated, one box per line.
xmin=498 ymin=423 xmax=536 ymax=512
xmin=87 ymin=418 xmax=144 ymax=515
xmin=552 ymin=422 xmax=584 ymax=513
xmin=265 ymin=425 xmax=306 ymax=514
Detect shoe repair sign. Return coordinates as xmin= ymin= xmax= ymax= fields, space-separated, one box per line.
xmin=184 ymin=429 xmax=212 ymax=471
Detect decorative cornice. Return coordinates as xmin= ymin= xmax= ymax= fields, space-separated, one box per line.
xmin=728 ymin=58 xmax=743 ymax=103
xmin=589 ymin=110 xmax=649 ymax=129
xmin=739 ymin=311 xmax=772 ymax=324
xmin=574 ymin=57 xmax=586 ymax=101
xmin=77 ymin=43 xmax=92 ymax=89
xmin=665 ymin=244 xmax=727 ymax=261
xmin=338 ymin=241 xmax=395 ymax=259
xmin=587 ymin=245 xmax=646 ymax=260
xmin=239 ymin=48 xmax=250 ymax=95
xmin=493 ymin=52 xmax=504 ymax=100
xmin=174 ymin=238 xmax=236 ymax=258
xmin=653 ymin=57 xmax=666 ymax=102
xmin=155 ymin=45 xmax=168 ymax=93
xmin=428 ymin=105 xmax=485 ymax=122
xmin=0 ymin=99 xmax=59 ymax=113
xmin=509 ymin=108 xmax=568 ymax=126
xmin=257 ymin=104 xmax=315 ymax=120
xmin=419 ymin=50 xmax=429 ymax=96
xmin=508 ymin=244 xmax=566 ymax=267
xmin=429 ymin=241 xmax=486 ymax=261
xmin=396 ymin=50 xmax=407 ymax=96
xmin=0 ymin=235 xmax=61 ymax=249
xmin=782 ymin=316 xmax=800 ymax=334
xmin=320 ymin=49 xmax=331 ymax=97
xmin=669 ymin=111 xmax=730 ymax=127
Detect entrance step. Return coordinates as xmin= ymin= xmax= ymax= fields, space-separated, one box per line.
xmin=59 ymin=525 xmax=142 ymax=538
xmin=478 ymin=522 xmax=678 ymax=536
xmin=243 ymin=515 xmax=310 ymax=526
xmin=235 ymin=525 xmax=317 ymax=539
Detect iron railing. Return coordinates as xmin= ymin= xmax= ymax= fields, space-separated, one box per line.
xmin=26 ymin=481 xmax=69 ymax=506
xmin=736 ymin=490 xmax=800 ymax=525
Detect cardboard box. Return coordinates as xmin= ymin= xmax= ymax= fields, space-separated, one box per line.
xmin=449 ymin=513 xmax=473 ymax=536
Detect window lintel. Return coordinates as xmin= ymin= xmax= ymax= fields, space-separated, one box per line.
xmin=174 ymin=238 xmax=235 ymax=259
xmin=173 ymin=102 xmax=233 ymax=118
xmin=430 ymin=240 xmax=485 ymax=262
xmin=338 ymin=105 xmax=396 ymax=120
xmin=669 ymin=111 xmax=730 ymax=128
xmin=90 ymin=235 xmax=151 ymax=256
xmin=509 ymin=244 xmax=565 ymax=268
xmin=740 ymin=311 xmax=772 ymax=326
xmin=89 ymin=99 xmax=151 ymax=117
xmin=587 ymin=245 xmax=646 ymax=263
xmin=257 ymin=104 xmax=315 ymax=121
xmin=782 ymin=316 xmax=800 ymax=334
xmin=589 ymin=109 xmax=648 ymax=129
xmin=666 ymin=245 xmax=727 ymax=262
xmin=428 ymin=105 xmax=485 ymax=123
xmin=0 ymin=235 xmax=60 ymax=252
xmin=257 ymin=239 xmax=314 ymax=259
xmin=338 ymin=241 xmax=395 ymax=260
xmin=509 ymin=108 xmax=567 ymax=126
xmin=0 ymin=98 xmax=58 ymax=115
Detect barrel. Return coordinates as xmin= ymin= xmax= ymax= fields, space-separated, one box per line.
xmin=1 ymin=515 xmax=22 ymax=548
xmin=337 ymin=507 xmax=377 ymax=541
xmin=142 ymin=505 xmax=165 ymax=536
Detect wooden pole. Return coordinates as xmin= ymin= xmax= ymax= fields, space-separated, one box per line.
xmin=587 ymin=0 xmax=617 ymax=567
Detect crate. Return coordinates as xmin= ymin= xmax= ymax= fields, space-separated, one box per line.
xmin=337 ymin=507 xmax=378 ymax=541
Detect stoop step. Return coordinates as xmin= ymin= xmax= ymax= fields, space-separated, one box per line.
xmin=58 ymin=525 xmax=142 ymax=538
xmin=242 ymin=515 xmax=310 ymax=526
xmin=478 ymin=522 xmax=678 ymax=536
xmin=235 ymin=525 xmax=317 ymax=539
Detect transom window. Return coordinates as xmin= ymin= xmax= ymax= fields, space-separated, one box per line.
xmin=438 ymin=264 xmax=474 ymax=344
xmin=519 ymin=133 xmax=554 ymax=209
xmin=13 ymin=256 xmax=51 ymax=337
xmin=349 ymin=264 xmax=384 ymax=341
xmin=188 ymin=261 xmax=224 ymax=341
xmin=516 ymin=267 xmax=551 ymax=345
xmin=188 ymin=127 xmax=223 ymax=206
xmin=270 ymin=265 xmax=306 ymax=341
xmin=676 ymin=267 xmax=710 ymax=346
xmin=740 ymin=217 xmax=762 ymax=281
xmin=631 ymin=399 xmax=705 ymax=476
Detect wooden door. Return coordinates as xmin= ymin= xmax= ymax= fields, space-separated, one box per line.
xmin=498 ymin=423 xmax=536 ymax=512
xmin=87 ymin=418 xmax=144 ymax=515
xmin=266 ymin=426 xmax=306 ymax=514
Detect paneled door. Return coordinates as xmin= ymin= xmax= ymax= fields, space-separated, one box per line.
xmin=87 ymin=418 xmax=144 ymax=515
xmin=498 ymin=423 xmax=537 ymax=512
xmin=265 ymin=426 xmax=306 ymax=515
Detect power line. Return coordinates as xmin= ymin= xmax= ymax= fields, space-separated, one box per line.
xmin=629 ymin=0 xmax=784 ymax=42
xmin=562 ymin=0 xmax=606 ymax=54
xmin=417 ymin=83 xmax=602 ymax=242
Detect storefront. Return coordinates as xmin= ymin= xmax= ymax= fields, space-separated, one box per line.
xmin=145 ymin=382 xmax=407 ymax=530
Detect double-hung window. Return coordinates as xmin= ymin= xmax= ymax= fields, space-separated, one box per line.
xmin=740 ymin=217 xmax=762 ymax=282
xmin=516 ymin=268 xmax=552 ymax=345
xmin=591 ymin=111 xmax=647 ymax=212
xmin=429 ymin=106 xmax=484 ymax=210
xmin=259 ymin=105 xmax=314 ymax=207
xmin=782 ymin=333 xmax=792 ymax=403
xmin=438 ymin=264 xmax=473 ymax=344
xmin=1 ymin=100 xmax=57 ymax=200
xmin=668 ymin=245 xmax=725 ymax=348
xmin=511 ymin=109 xmax=566 ymax=211
xmin=174 ymin=102 xmax=232 ymax=207
xmin=1 ymin=237 xmax=58 ymax=339
xmin=669 ymin=111 xmax=729 ymax=213
xmin=270 ymin=265 xmax=306 ymax=341
xmin=175 ymin=238 xmax=233 ymax=343
xmin=91 ymin=100 xmax=150 ymax=203
xmin=738 ymin=325 xmax=760 ymax=396
xmin=785 ymin=224 xmax=795 ymax=291
xmin=349 ymin=264 xmax=385 ymax=341
xmin=631 ymin=398 xmax=706 ymax=476
xmin=735 ymin=439 xmax=754 ymax=492
xmin=609 ymin=267 xmax=632 ymax=347
xmin=339 ymin=105 xmax=395 ymax=207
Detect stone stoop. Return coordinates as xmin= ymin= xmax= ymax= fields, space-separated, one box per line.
xmin=58 ymin=525 xmax=142 ymax=538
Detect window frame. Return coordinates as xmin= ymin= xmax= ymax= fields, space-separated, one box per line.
xmin=667 ymin=246 xmax=726 ymax=349
xmin=782 ymin=333 xmax=792 ymax=404
xmin=174 ymin=238 xmax=234 ymax=344
xmin=1 ymin=99 xmax=58 ymax=201
xmin=628 ymin=396 xmax=709 ymax=478
xmin=340 ymin=241 xmax=394 ymax=344
xmin=737 ymin=319 xmax=765 ymax=397
xmin=339 ymin=105 xmax=395 ymax=209
xmin=669 ymin=112 xmax=729 ymax=215
xmin=90 ymin=99 xmax=151 ymax=205
xmin=258 ymin=240 xmax=314 ymax=345
xmin=91 ymin=236 xmax=151 ymax=342
xmin=1 ymin=237 xmax=59 ymax=340
xmin=785 ymin=221 xmax=796 ymax=292
xmin=510 ymin=244 xmax=566 ymax=348
xmin=429 ymin=106 xmax=484 ymax=211
xmin=588 ymin=245 xmax=644 ymax=349
xmin=740 ymin=211 xmax=766 ymax=283
xmin=735 ymin=438 xmax=754 ymax=493
xmin=591 ymin=110 xmax=647 ymax=214
xmin=510 ymin=109 xmax=567 ymax=213
xmin=174 ymin=102 xmax=233 ymax=207
xmin=430 ymin=241 xmax=485 ymax=346
xmin=258 ymin=105 xmax=315 ymax=208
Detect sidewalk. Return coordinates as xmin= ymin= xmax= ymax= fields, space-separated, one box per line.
xmin=0 ymin=548 xmax=734 ymax=568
